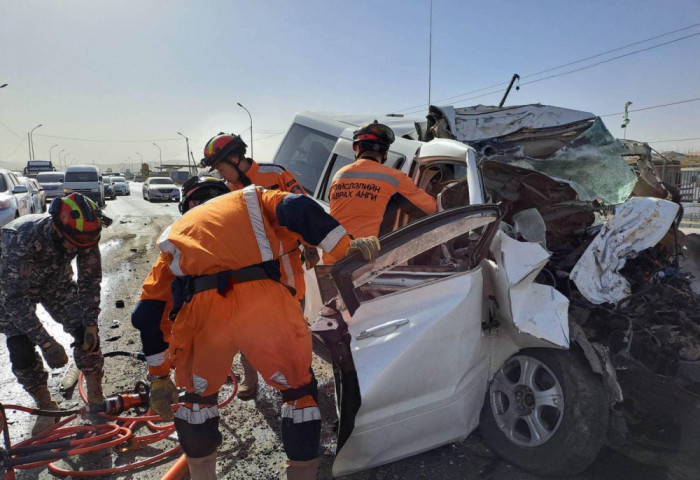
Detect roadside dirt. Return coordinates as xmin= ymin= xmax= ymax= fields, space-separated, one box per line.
xmin=2 ymin=194 xmax=670 ymax=479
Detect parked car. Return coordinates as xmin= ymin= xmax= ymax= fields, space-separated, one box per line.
xmin=35 ymin=171 xmax=65 ymax=200
xmin=63 ymin=165 xmax=105 ymax=207
xmin=142 ymin=177 xmax=179 ymax=202
xmin=0 ymin=168 xmax=34 ymax=227
xmin=273 ymin=111 xmax=700 ymax=478
xmin=103 ymin=176 xmax=117 ymax=200
xmin=111 ymin=176 xmax=130 ymax=196
xmin=27 ymin=177 xmax=46 ymax=213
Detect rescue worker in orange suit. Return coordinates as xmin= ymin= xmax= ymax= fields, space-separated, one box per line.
xmin=200 ymin=133 xmax=307 ymax=400
xmin=131 ymin=178 xmax=379 ymax=480
xmin=327 ymin=121 xmax=437 ymax=263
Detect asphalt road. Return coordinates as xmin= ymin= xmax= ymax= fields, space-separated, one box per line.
xmin=1 ymin=188 xmax=670 ymax=479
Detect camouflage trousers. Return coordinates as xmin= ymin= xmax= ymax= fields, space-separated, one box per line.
xmin=0 ymin=285 xmax=103 ymax=394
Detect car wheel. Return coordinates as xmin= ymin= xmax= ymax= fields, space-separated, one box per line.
xmin=479 ymin=348 xmax=608 ymax=476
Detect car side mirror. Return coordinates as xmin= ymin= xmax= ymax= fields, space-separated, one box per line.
xmin=12 ymin=185 xmax=28 ymax=194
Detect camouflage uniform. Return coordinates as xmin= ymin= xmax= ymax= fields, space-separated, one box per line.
xmin=0 ymin=214 xmax=103 ymax=394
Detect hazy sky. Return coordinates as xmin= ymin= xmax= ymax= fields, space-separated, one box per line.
xmin=1 ymin=0 xmax=699 ymax=171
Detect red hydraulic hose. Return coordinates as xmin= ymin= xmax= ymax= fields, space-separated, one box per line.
xmin=1 ymin=370 xmax=237 ymax=477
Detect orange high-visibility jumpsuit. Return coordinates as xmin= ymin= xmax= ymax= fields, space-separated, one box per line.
xmin=132 ymin=186 xmax=350 ymax=460
xmin=227 ymin=160 xmax=307 ymax=300
xmin=327 ymin=158 xmax=437 ymax=262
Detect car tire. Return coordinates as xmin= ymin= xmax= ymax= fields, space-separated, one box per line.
xmin=479 ymin=347 xmax=608 ymax=476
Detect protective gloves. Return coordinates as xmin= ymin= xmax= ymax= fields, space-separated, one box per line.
xmin=40 ymin=340 xmax=68 ymax=369
xmin=149 ymin=377 xmax=179 ymax=420
xmin=302 ymin=245 xmax=320 ymax=270
xmin=82 ymin=325 xmax=100 ymax=353
xmin=345 ymin=236 xmax=381 ymax=261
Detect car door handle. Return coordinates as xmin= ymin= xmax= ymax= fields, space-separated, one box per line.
xmin=356 ymin=319 xmax=409 ymax=340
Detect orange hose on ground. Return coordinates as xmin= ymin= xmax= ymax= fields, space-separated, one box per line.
xmin=159 ymin=454 xmax=189 ymax=480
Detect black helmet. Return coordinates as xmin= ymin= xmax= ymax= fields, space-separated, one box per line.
xmin=179 ymin=176 xmax=230 ymax=214
xmin=352 ymin=121 xmax=395 ymax=155
xmin=200 ymin=133 xmax=247 ymax=172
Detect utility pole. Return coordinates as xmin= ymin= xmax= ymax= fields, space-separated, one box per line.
xmin=177 ymin=132 xmax=194 ymax=175
xmin=29 ymin=124 xmax=42 ymax=161
xmin=237 ymin=103 xmax=253 ymax=159
xmin=49 ymin=144 xmax=59 ymax=167
xmin=621 ymin=101 xmax=632 ymax=140
xmin=153 ymin=142 xmax=162 ymax=173
xmin=428 ymin=0 xmax=433 ymax=110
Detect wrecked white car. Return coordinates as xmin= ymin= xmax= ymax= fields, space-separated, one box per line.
xmin=276 ymin=107 xmax=700 ymax=478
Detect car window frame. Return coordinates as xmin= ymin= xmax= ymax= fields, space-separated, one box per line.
xmin=328 ymin=204 xmax=501 ymax=315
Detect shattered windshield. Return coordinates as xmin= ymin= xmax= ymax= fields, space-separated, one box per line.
xmin=503 ymin=119 xmax=637 ymax=204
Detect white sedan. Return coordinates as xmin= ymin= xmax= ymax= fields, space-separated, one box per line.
xmin=142 ymin=177 xmax=180 ymax=202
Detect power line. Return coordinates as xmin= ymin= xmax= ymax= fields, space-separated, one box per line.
xmin=648 ymin=137 xmax=700 ymax=143
xmin=0 ymin=137 xmax=27 ymax=159
xmin=255 ymin=132 xmax=285 ymax=141
xmin=392 ymin=21 xmax=700 ymax=113
xmin=402 ymin=31 xmax=700 ymax=115
xmin=518 ymin=31 xmax=700 ymax=89
xmin=34 ymin=133 xmax=183 ymax=143
xmin=599 ymin=97 xmax=700 ymax=117
xmin=0 ymin=119 xmax=23 ymax=139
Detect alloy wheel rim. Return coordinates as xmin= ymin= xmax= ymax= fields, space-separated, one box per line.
xmin=489 ymin=355 xmax=565 ymax=447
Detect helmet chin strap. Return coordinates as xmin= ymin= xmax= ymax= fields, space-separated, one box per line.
xmin=225 ymin=158 xmax=251 ymax=186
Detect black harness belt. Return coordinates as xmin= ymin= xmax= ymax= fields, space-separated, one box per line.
xmin=169 ymin=260 xmax=293 ymax=321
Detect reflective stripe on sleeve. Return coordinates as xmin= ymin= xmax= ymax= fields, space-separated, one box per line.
xmin=242 ymin=185 xmax=274 ymax=261
xmin=146 ymin=350 xmax=169 ymax=367
xmin=318 ymin=225 xmax=347 ymax=253
xmin=193 ymin=374 xmax=208 ymax=395
xmin=333 ymin=170 xmax=400 ymax=188
xmin=174 ymin=404 xmax=219 ymax=425
xmin=157 ymin=225 xmax=184 ymax=276
xmin=281 ymin=404 xmax=321 ymax=424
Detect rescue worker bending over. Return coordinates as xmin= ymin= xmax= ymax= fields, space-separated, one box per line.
xmin=0 ymin=193 xmax=109 ymax=430
xmin=327 ymin=121 xmax=437 ymax=263
xmin=200 ymin=133 xmax=308 ymax=400
xmin=131 ymin=180 xmax=379 ymax=480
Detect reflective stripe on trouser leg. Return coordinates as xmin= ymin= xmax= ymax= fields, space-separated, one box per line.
xmin=281 ymin=395 xmax=321 ymax=461
xmin=174 ymin=404 xmax=222 ymax=458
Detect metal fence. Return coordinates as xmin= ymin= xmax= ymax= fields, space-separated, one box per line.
xmin=679 ymin=169 xmax=700 ymax=203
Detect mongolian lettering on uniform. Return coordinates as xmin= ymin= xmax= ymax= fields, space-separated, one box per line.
xmin=331 ymin=181 xmax=381 ymax=202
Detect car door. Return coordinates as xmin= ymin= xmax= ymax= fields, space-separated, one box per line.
xmin=9 ymin=173 xmax=32 ymax=216
xmin=327 ymin=205 xmax=500 ymax=476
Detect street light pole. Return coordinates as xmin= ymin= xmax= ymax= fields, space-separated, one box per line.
xmin=153 ymin=143 xmax=162 ymax=173
xmin=237 ymin=103 xmax=253 ymax=159
xmin=59 ymin=149 xmax=66 ymax=171
xmin=177 ymin=132 xmax=194 ymax=175
xmin=29 ymin=124 xmax=43 ymax=161
xmin=49 ymin=144 xmax=59 ymax=167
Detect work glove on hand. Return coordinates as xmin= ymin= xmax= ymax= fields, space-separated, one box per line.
xmin=82 ymin=325 xmax=100 ymax=353
xmin=302 ymin=245 xmax=320 ymax=270
xmin=40 ymin=340 xmax=69 ymax=369
xmin=149 ymin=377 xmax=178 ymax=420
xmin=345 ymin=236 xmax=381 ymax=261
